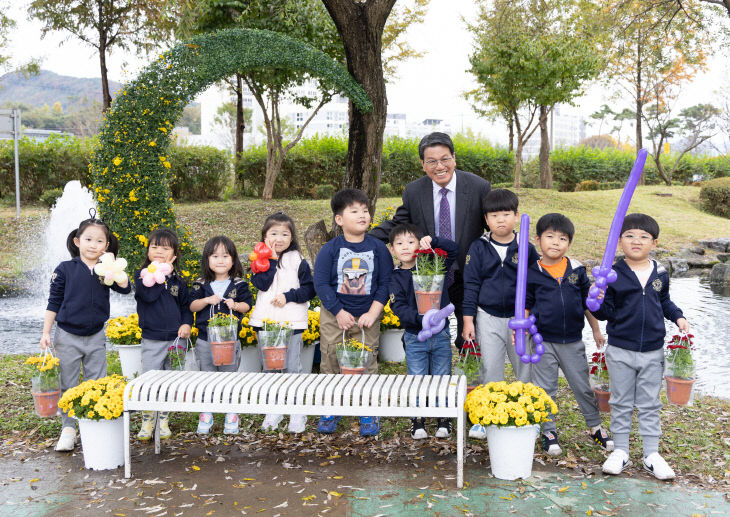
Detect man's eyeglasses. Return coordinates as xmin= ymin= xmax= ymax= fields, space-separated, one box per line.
xmin=424 ymin=157 xmax=454 ymax=168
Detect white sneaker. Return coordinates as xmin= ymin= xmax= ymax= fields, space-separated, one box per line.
xmin=261 ymin=414 xmax=284 ymax=432
xmin=55 ymin=427 xmax=76 ymax=451
xmin=602 ymin=449 xmax=631 ymax=475
xmin=468 ymin=423 xmax=487 ymax=440
xmin=223 ymin=413 xmax=240 ymax=435
xmin=643 ymin=452 xmax=675 ymax=480
xmin=288 ymin=414 xmax=307 ymax=434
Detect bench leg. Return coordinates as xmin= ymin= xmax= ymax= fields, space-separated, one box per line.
xmin=457 ymin=409 xmax=465 ymax=489
xmin=154 ymin=411 xmax=160 ymax=455
xmin=124 ymin=410 xmax=131 ymax=478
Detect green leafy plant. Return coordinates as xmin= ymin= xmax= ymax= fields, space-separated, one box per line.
xmin=208 ymin=312 xmax=239 ymax=328
xmin=455 ymin=341 xmax=481 ymax=386
xmin=666 ymin=334 xmax=695 ymax=380
xmin=589 ymin=351 xmax=609 ymax=390
xmin=413 ymin=248 xmax=447 ymax=277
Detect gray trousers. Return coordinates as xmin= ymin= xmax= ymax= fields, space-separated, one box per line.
xmin=475 ymin=309 xmax=531 ymax=383
xmin=606 ymin=345 xmax=664 ymax=455
xmin=531 ymin=340 xmax=602 ymax=434
xmin=54 ymin=326 xmax=107 ymax=428
xmin=196 ymin=338 xmax=240 ymax=372
xmin=141 ymin=338 xmax=175 ymax=373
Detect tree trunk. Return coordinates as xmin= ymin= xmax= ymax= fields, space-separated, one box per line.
xmin=654 ymin=155 xmax=671 ymax=185
xmin=635 ymin=37 xmax=645 ymax=186
xmin=508 ymin=114 xmax=514 ymax=153
xmin=98 ymin=11 xmax=111 ymax=112
xmin=321 ymin=0 xmax=396 ymax=215
xmin=235 ymin=74 xmax=244 ymax=160
xmin=538 ymin=105 xmax=552 ymax=189
xmin=513 ymin=141 xmax=524 ymax=189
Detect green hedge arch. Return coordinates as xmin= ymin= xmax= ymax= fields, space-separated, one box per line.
xmin=91 ymin=28 xmax=372 ymax=280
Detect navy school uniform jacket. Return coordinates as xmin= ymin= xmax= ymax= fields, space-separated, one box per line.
xmin=47 ymin=256 xmax=132 ymax=336
xmin=134 ymin=269 xmax=194 ymax=341
xmin=590 ymin=259 xmax=683 ymax=353
xmin=525 ymin=258 xmax=591 ymax=344
xmin=189 ymin=276 xmax=253 ymax=342
xmin=313 ymin=234 xmax=393 ymax=318
xmin=389 ymin=236 xmax=459 ymax=335
xmin=462 ymin=232 xmax=540 ymax=318
xmin=249 ymin=257 xmax=316 ymax=304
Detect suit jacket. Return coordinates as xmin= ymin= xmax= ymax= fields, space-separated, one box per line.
xmin=370 ymin=169 xmax=491 ymax=270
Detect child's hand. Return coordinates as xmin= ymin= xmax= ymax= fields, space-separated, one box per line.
xmin=462 ymin=319 xmax=475 ymax=342
xmin=207 ymin=294 xmax=223 ymax=306
xmin=419 ymin=236 xmax=433 ymax=250
xmin=271 ymin=294 xmax=286 ymax=307
xmin=677 ymin=317 xmax=690 ymax=334
xmin=40 ymin=333 xmax=51 ymax=350
xmin=264 ymin=238 xmax=277 ymax=259
xmin=335 ymin=309 xmax=356 ymax=330
xmin=511 ymin=330 xmax=516 ymax=347
xmin=593 ymin=328 xmax=606 ymax=349
xmin=223 ymin=298 xmax=235 ymax=310
xmin=178 ymin=324 xmax=191 ymax=339
xmin=358 ymin=310 xmax=378 ymax=329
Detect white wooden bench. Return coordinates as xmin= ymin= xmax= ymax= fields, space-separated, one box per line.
xmin=123 ymin=370 xmax=468 ymax=487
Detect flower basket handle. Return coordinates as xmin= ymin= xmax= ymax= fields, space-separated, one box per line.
xmin=457 ymin=339 xmax=480 ymax=368
xmin=42 ymin=347 xmax=56 ymax=367
xmin=209 ymin=304 xmax=235 ymax=331
xmin=341 ymin=328 xmax=367 ymax=361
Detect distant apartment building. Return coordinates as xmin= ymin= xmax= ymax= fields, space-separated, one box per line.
xmin=522 ymin=105 xmax=587 ymax=158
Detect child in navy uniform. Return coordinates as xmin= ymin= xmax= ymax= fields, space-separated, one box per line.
xmin=313 ymin=189 xmax=393 ymax=436
xmin=525 ymin=213 xmax=613 ymax=456
xmin=388 ymin=223 xmax=458 ymax=439
xmin=591 ymin=214 xmax=689 ymax=481
xmin=189 ymin=236 xmax=252 ymax=435
xmin=461 ymin=189 xmax=539 ymax=439
xmin=134 ymin=228 xmax=193 ymax=441
xmin=41 ymin=212 xmax=131 ymax=452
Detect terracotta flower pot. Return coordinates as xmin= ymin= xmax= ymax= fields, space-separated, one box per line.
xmin=210 ymin=341 xmax=235 ymax=366
xmin=414 ymin=290 xmax=442 ymax=314
xmin=340 ymin=366 xmax=366 ymax=375
xmin=32 ymin=390 xmax=60 ymax=418
xmin=665 ymin=376 xmax=695 ymax=406
xmin=262 ymin=346 xmax=287 ymax=370
xmin=593 ymin=387 xmax=611 ymax=413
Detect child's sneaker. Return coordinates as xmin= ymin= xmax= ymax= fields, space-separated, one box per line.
xmin=288 ymin=414 xmax=307 ymax=434
xmin=55 ymin=426 xmax=76 ymax=451
xmin=589 ymin=427 xmax=614 ymax=452
xmin=317 ymin=415 xmax=341 ymax=434
xmin=159 ymin=412 xmax=171 ymax=439
xmin=643 ymin=452 xmax=675 ymax=480
xmin=468 ymin=423 xmax=487 ymax=440
xmin=435 ymin=419 xmax=452 ymax=438
xmin=197 ymin=412 xmax=214 ymax=434
xmin=541 ymin=431 xmax=562 ymax=456
xmin=137 ymin=412 xmax=155 ymax=441
xmin=411 ymin=418 xmax=428 ymax=439
xmin=261 ymin=414 xmax=283 ymax=432
xmin=359 ymin=416 xmax=380 ymax=436
xmin=223 ymin=413 xmax=239 ymax=435
xmin=602 ymin=449 xmax=631 ymax=475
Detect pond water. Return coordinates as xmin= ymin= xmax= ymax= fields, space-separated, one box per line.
xmin=1 ymin=276 xmax=728 ymax=399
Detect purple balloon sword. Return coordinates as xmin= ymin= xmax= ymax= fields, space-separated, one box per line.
xmin=508 ymin=214 xmax=544 ymax=364
xmin=418 ymin=303 xmax=455 ymax=342
xmin=586 ymin=148 xmax=648 ymax=312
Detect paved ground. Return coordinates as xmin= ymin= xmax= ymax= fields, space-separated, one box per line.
xmin=1 ymin=432 xmax=729 ymax=517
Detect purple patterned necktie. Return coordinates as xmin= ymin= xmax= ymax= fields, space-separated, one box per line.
xmin=439 ymin=188 xmax=455 ymax=287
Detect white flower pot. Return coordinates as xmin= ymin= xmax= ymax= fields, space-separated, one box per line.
xmin=78 ymin=418 xmax=124 ymax=470
xmin=238 ymin=346 xmax=262 ymax=373
xmin=485 ymin=424 xmax=539 ymax=480
xmin=378 ymin=329 xmax=405 ymax=362
xmin=301 ymin=343 xmax=316 ymax=374
xmin=115 ymin=344 xmax=142 ymax=379
xmin=184 ymin=348 xmax=199 ymax=371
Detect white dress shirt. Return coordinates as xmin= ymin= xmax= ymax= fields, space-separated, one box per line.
xmin=433 ymin=173 xmax=456 ymax=239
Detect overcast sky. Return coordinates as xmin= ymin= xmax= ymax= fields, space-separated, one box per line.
xmin=6 ymin=0 xmax=729 ymax=146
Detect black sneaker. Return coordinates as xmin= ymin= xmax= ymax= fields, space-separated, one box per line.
xmin=435 ymin=419 xmax=452 ymax=438
xmin=411 ymin=418 xmax=428 ymax=440
xmin=590 ymin=428 xmax=615 ymax=452
xmin=541 ymin=431 xmax=562 ymax=456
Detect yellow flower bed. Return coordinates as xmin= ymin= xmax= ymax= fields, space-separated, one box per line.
xmin=464 ymin=381 xmax=558 ymax=428
xmin=380 ymin=301 xmax=400 ymax=331
xmin=106 ymin=313 xmax=141 ymax=345
xmin=58 ymin=375 xmax=126 ymax=421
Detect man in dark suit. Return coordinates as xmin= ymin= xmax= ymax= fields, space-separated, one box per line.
xmin=370 ymin=132 xmax=491 ymax=350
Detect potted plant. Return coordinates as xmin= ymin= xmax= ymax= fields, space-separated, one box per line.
xmin=455 ymin=340 xmax=481 ymax=392
xmin=167 ymin=339 xmax=188 ymax=371
xmin=238 ymin=310 xmax=262 ymax=373
xmin=301 ymin=307 xmax=320 ymax=374
xmin=208 ymin=311 xmax=239 ymax=366
xmin=58 ymin=374 xmax=126 ymax=470
xmin=106 ymin=313 xmax=142 ymax=379
xmin=589 ymin=350 xmax=611 ymax=412
xmin=465 ymin=381 xmax=558 ymax=480
xmin=336 ymin=335 xmax=372 ymax=375
xmin=665 ymin=333 xmax=695 ymax=405
xmin=186 ymin=327 xmax=199 ymax=371
xmin=412 ymin=248 xmax=448 ymax=314
xmin=26 ymin=351 xmax=61 ymax=418
xmin=378 ymin=302 xmax=404 ymax=362
xmin=259 ymin=318 xmax=292 ymax=370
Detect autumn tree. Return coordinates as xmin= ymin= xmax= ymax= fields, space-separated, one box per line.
xmin=0 ymin=2 xmax=39 ymax=75
xmin=28 ymin=0 xmax=175 ymax=112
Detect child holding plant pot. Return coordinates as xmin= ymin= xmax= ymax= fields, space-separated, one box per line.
xmin=134 ymin=228 xmax=193 ymax=442
xmin=249 ymin=212 xmax=315 ymax=434
xmin=189 ymin=236 xmax=252 ymax=435
xmin=591 ymin=214 xmax=689 ymax=481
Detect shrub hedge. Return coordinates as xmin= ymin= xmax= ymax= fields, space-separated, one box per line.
xmin=0 ymin=135 xmax=230 ymax=202
xmin=700 ymin=177 xmax=730 ymax=218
